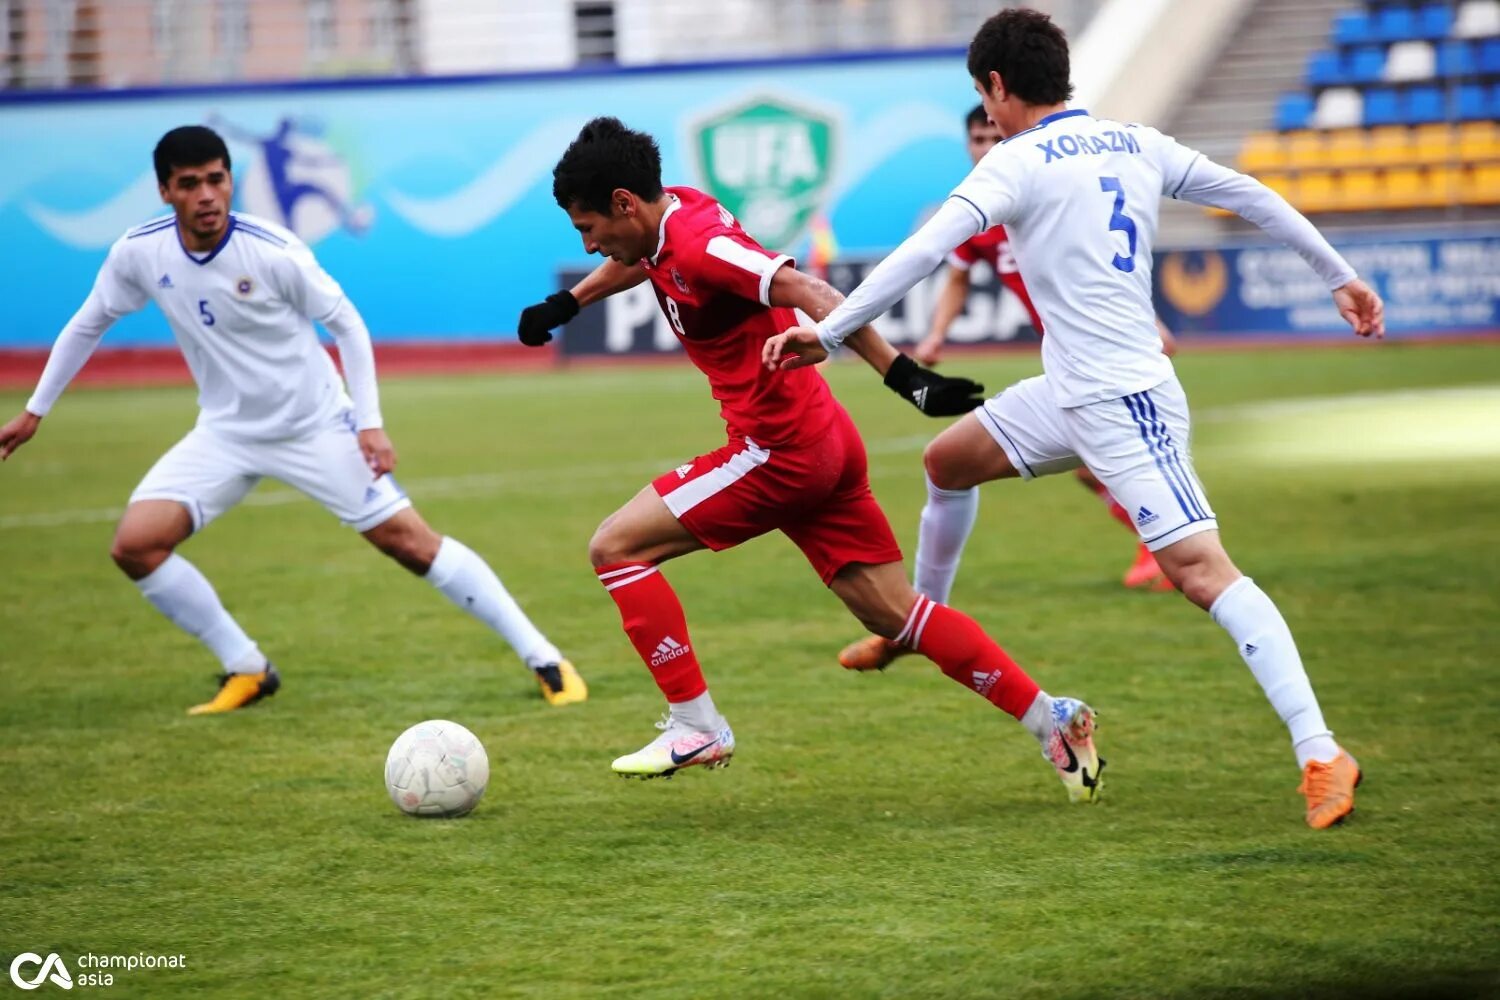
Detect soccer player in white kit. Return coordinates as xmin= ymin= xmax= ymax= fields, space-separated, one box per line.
xmin=763 ymin=10 xmax=1385 ymax=829
xmin=0 ymin=126 xmax=586 ymax=713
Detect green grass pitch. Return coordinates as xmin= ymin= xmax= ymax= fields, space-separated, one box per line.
xmin=1 ymin=342 xmax=1497 ymax=998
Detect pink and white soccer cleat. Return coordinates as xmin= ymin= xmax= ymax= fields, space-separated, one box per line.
xmin=611 ymin=715 xmax=736 ymax=779
xmin=1043 ymin=697 xmax=1105 ymax=803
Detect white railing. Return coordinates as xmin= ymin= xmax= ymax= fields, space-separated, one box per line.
xmin=2 ymin=0 xmax=1103 ymax=90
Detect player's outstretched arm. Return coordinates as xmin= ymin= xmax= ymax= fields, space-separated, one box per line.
xmin=0 ymin=410 xmax=41 ymax=461
xmin=1172 ymin=157 xmax=1384 ymax=338
xmin=761 ymin=266 xmax=985 ymax=418
xmin=515 ymin=259 xmax=647 ymax=347
xmin=916 ymin=266 xmax=972 ymax=367
xmin=4 ymin=289 xmax=124 ymax=460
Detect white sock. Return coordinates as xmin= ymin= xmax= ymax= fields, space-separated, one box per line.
xmin=669 ymin=690 xmax=724 ymax=732
xmin=1019 ymin=691 xmax=1055 ymax=746
xmin=1210 ymin=576 xmax=1339 ymax=768
xmin=914 ymin=476 xmax=980 ymax=605
xmin=426 ymin=537 xmax=561 ymax=669
xmin=135 ymin=554 xmax=265 ymax=673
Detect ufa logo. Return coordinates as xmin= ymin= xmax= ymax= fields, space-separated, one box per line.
xmin=9 ymin=952 xmax=73 ymax=990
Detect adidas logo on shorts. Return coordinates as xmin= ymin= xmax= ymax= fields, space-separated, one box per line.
xmin=1135 ymin=506 xmax=1159 ymax=527
xmin=651 ymin=636 xmax=691 ymax=667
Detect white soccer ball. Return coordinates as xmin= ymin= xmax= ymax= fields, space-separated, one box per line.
xmin=384 ymin=720 xmax=489 ymax=818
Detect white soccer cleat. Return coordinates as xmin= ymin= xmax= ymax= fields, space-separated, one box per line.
xmin=1043 ymin=696 xmax=1104 ymax=803
xmin=611 ymin=715 xmax=735 ymax=779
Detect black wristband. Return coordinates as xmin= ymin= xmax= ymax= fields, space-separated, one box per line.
xmin=547 ymin=290 xmax=581 ymax=323
xmin=883 ymin=353 xmax=919 ymax=392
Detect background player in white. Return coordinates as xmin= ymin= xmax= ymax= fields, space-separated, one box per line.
xmin=0 ymin=126 xmax=586 ymax=713
xmin=764 ymin=10 xmax=1384 ymax=829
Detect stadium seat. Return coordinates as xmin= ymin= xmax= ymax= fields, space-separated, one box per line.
xmin=1478 ymin=38 xmax=1500 ymax=75
xmin=1384 ymin=41 xmax=1435 ymax=82
xmin=1258 ymin=173 xmax=1297 ymax=202
xmin=1425 ymin=166 xmax=1462 ymax=205
xmin=1458 ymin=120 xmax=1500 ymax=162
xmin=1453 ymin=0 xmax=1500 ymax=39
xmin=1307 ymin=50 xmax=1346 ymax=86
xmin=1406 ymin=86 xmax=1446 ymax=123
xmin=1286 ymin=130 xmax=1328 ymax=168
xmin=1462 ymin=163 xmax=1500 ymax=204
xmin=1297 ymin=171 xmax=1339 ymax=212
xmin=1367 ymin=125 xmax=1414 ymax=166
xmin=1383 ymin=167 xmax=1428 ymax=208
xmin=1363 ymin=88 xmax=1402 ymax=125
xmin=1374 ymin=6 xmax=1416 ymax=42
xmin=1333 ymin=9 xmax=1376 ymax=45
xmin=1339 ymin=169 xmax=1383 ymax=211
xmin=1323 ymin=128 xmax=1371 ymax=167
xmin=1275 ymin=93 xmax=1315 ymax=130
xmin=1455 ymin=84 xmax=1491 ymax=119
xmin=1349 ymin=46 xmax=1388 ymax=83
xmin=1411 ymin=123 xmax=1456 ymax=164
xmin=1238 ymin=132 xmax=1287 ymax=172
xmin=1437 ymin=41 xmax=1478 ymax=78
xmin=1314 ymin=88 xmax=1364 ymax=128
xmin=1415 ymin=3 xmax=1454 ymax=39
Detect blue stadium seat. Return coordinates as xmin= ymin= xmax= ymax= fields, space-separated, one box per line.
xmin=1438 ymin=41 xmax=1478 ymax=77
xmin=1334 ymin=10 xmax=1376 ymax=45
xmin=1275 ymin=93 xmax=1315 ymax=130
xmin=1406 ymin=86 xmax=1446 ymax=123
xmin=1363 ymin=88 xmax=1402 ymax=125
xmin=1455 ymin=84 xmax=1490 ymax=119
xmin=1374 ymin=6 xmax=1416 ymax=41
xmin=1307 ymin=50 xmax=1346 ymax=86
xmin=1349 ymin=46 xmax=1387 ymax=83
xmin=1416 ymin=3 xmax=1454 ymax=39
xmin=1479 ymin=38 xmax=1500 ymax=75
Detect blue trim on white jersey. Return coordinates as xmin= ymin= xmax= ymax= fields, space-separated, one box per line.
xmin=127 ymin=217 xmax=176 ymax=239
xmin=177 ymin=217 xmax=237 ymax=266
xmin=1123 ymin=393 xmax=1205 ymax=522
xmin=237 ymin=224 xmax=287 ymax=248
xmin=232 ymin=216 xmax=289 ymax=247
xmin=1170 ymin=154 xmax=1205 ymax=199
xmin=950 ymin=194 xmax=990 ymax=231
xmin=1002 ymin=107 xmax=1090 ymax=145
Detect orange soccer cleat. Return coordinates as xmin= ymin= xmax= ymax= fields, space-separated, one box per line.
xmin=1123 ymin=543 xmax=1175 ymax=592
xmin=837 ymin=635 xmax=912 ymax=672
xmin=187 ymin=664 xmax=281 ymax=715
xmin=1298 ymin=750 xmax=1363 ymax=829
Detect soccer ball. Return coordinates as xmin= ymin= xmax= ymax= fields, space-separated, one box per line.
xmin=384 ymin=720 xmax=489 ymax=818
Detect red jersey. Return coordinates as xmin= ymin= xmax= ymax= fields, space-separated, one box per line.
xmin=949 ymin=226 xmax=1045 ymax=333
xmin=640 ymin=187 xmax=840 ymax=448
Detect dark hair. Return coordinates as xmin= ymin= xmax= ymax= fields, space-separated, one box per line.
xmin=965 ymin=103 xmax=991 ymax=131
xmin=153 ymin=125 xmax=231 ymax=186
xmin=967 ymin=8 xmax=1074 ymax=105
xmin=552 ymin=117 xmax=664 ymax=214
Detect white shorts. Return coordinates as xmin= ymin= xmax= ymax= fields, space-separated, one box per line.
xmin=130 ymin=411 xmax=411 ymax=534
xmin=976 ymin=374 xmax=1217 ymax=551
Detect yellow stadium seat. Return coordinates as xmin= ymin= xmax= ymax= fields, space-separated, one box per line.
xmin=1461 ymin=164 xmax=1500 ymax=205
xmin=1458 ymin=122 xmax=1500 ymax=164
xmin=1297 ymin=171 xmax=1338 ymax=212
xmin=1367 ymin=126 xmax=1414 ymax=167
xmin=1339 ymin=169 xmax=1382 ymax=211
xmin=1284 ymin=130 xmax=1327 ymax=169
xmin=1382 ymin=167 xmax=1427 ymax=209
xmin=1425 ymin=166 xmax=1462 ymax=207
xmin=1239 ymin=132 xmax=1287 ymax=173
xmin=1258 ymin=173 xmax=1297 ymax=201
xmin=1411 ymin=124 xmax=1455 ymax=166
xmin=1324 ymin=130 xmax=1370 ymax=169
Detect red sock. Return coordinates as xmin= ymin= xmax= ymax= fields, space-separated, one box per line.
xmin=596 ymin=562 xmax=706 ymax=702
xmin=896 ymin=595 xmax=1040 ymax=719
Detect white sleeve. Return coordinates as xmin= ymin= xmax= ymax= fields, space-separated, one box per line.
xmin=816 ymin=198 xmax=983 ymax=349
xmin=25 ymin=241 xmax=144 ymax=416
xmin=322 ymin=297 xmax=383 ymax=431
xmin=1168 ymin=151 xmax=1357 ymax=291
xmin=276 ymin=239 xmax=347 ymax=322
xmin=948 ymin=143 xmax=1028 ymax=231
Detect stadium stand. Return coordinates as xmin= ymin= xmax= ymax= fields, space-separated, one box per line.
xmin=1234 ymin=0 xmax=1500 ymax=214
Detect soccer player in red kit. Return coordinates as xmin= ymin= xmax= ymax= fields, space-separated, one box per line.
xmin=516 ymin=118 xmax=1103 ymax=800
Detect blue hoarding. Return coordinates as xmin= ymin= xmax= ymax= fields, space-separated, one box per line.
xmin=0 ymin=52 xmax=980 ymax=348
xmin=1154 ymin=234 xmax=1500 ymax=338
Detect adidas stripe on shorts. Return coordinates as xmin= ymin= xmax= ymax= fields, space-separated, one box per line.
xmin=976 ymin=373 xmax=1217 ymax=552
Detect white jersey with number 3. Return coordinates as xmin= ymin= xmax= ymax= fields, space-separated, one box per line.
xmin=950 ymin=109 xmax=1190 ymax=406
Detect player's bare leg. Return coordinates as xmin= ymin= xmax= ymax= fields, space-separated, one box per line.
xmin=1154 ymin=531 xmax=1357 ymax=827
xmin=113 ymin=500 xmax=278 ymax=715
xmin=589 ymin=487 xmax=731 ymax=777
xmin=1074 ymin=467 xmax=1171 ymax=591
xmin=363 ymin=507 xmax=585 ymax=706
xmin=840 ymin=414 xmax=1013 ymax=672
xmin=831 ymin=560 xmax=1103 ymax=802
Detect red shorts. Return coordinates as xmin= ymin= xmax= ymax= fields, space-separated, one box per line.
xmin=652 ymin=410 xmax=903 ymax=585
